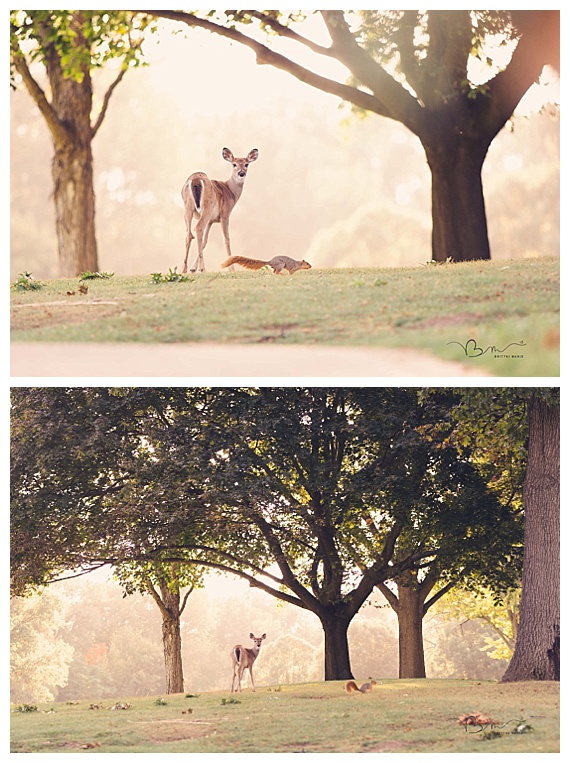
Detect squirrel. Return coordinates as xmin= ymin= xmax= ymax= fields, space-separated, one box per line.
xmin=345 ymin=679 xmax=377 ymax=694
xmin=221 ymin=255 xmax=312 ymax=274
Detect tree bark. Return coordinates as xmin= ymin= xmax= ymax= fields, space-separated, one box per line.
xmin=321 ymin=613 xmax=354 ymax=681
xmin=502 ymin=397 xmax=560 ymax=682
xmin=159 ymin=581 xmax=185 ymax=694
xmin=52 ymin=139 xmax=98 ymax=276
xmin=376 ymin=568 xmax=441 ymax=679
xmin=396 ymin=581 xmax=427 ymax=678
xmin=425 ymin=136 xmax=491 ymax=262
xmin=44 ymin=16 xmax=99 ymax=277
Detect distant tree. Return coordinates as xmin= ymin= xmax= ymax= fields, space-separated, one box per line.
xmin=256 ymin=634 xmax=322 ymax=686
xmin=10 ymin=11 xmax=152 ymax=275
xmin=146 ymin=10 xmax=559 ymax=262
xmin=53 ymin=580 xmax=165 ymax=701
xmin=10 ymin=589 xmax=74 ymax=703
xmin=114 ymin=561 xmax=202 ymax=694
xmin=424 ymin=615 xmax=508 ymax=681
xmin=433 ymin=587 xmax=520 ymax=661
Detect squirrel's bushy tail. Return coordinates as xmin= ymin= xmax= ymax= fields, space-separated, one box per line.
xmin=221 ymin=256 xmax=265 ymax=270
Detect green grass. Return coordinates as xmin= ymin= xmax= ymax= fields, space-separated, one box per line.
xmin=11 ymin=256 xmax=559 ymax=376
xmin=10 ymin=679 xmax=559 ymax=753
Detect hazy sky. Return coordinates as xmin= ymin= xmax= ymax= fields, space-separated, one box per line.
xmin=139 ymin=15 xmax=559 ymax=121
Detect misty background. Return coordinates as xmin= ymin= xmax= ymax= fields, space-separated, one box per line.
xmin=11 ymin=571 xmax=510 ymax=704
xmin=10 ymin=20 xmax=560 ymax=280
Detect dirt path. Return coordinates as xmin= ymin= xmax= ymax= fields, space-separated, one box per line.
xmin=11 ymin=342 xmax=491 ymax=378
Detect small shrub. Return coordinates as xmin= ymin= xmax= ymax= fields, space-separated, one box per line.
xmin=12 ymin=272 xmax=43 ymax=291
xmin=151 ymin=268 xmax=190 ymax=284
xmin=79 ymin=271 xmax=114 ymax=280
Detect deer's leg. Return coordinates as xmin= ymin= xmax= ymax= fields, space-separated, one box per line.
xmin=249 ymin=666 xmax=256 ymax=692
xmin=183 ymin=208 xmax=195 ymax=274
xmin=191 ymin=217 xmax=209 ymax=273
xmin=234 ymin=666 xmax=241 ymax=693
xmin=203 ymin=221 xmax=213 ymax=248
xmin=220 ymin=215 xmax=235 ymax=271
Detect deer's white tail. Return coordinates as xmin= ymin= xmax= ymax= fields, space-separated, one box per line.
xmin=190 ymin=177 xmax=204 ymax=212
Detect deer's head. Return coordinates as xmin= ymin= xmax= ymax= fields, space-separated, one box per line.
xmin=223 ymin=147 xmax=259 ymax=181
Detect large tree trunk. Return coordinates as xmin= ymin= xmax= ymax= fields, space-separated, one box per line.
xmin=396 ymin=581 xmax=427 ymax=679
xmin=376 ymin=568 xmax=439 ymax=679
xmin=159 ymin=582 xmax=185 ymax=694
xmin=321 ymin=613 xmax=354 ymax=681
xmin=425 ymin=137 xmax=491 ymax=262
xmin=502 ymin=397 xmax=560 ymax=682
xmin=52 ymin=140 xmax=98 ymax=276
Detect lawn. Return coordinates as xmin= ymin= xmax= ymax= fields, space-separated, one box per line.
xmin=10 ymin=679 xmax=559 ymax=753
xmin=11 ymin=256 xmax=560 ymax=376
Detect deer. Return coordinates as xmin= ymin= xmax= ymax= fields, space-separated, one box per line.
xmin=181 ymin=147 xmax=259 ymax=273
xmin=230 ymin=633 xmax=266 ymax=693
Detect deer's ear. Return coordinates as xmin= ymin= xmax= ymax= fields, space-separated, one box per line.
xmin=247 ymin=149 xmax=259 ymax=163
xmin=249 ymin=632 xmax=254 ymax=639
xmin=222 ymin=147 xmax=234 ymax=162
xmin=261 ymin=633 xmax=267 ymax=639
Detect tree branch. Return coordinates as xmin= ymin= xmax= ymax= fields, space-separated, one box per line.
xmin=91 ymin=64 xmax=128 ymax=138
xmin=145 ymin=577 xmax=170 ymax=618
xmin=160 ymin=555 xmax=307 ymax=609
xmin=11 ymin=46 xmax=71 ymax=145
xmin=375 ymin=579 xmax=399 ymax=611
xmin=140 ymin=9 xmax=387 ymax=116
xmin=179 ymin=585 xmax=194 ymax=616
xmin=240 ymin=11 xmax=335 ymax=58
xmin=320 ymin=10 xmax=423 ymax=129
xmin=485 ymin=10 xmax=560 ymax=140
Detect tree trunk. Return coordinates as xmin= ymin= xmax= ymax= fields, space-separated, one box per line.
xmin=321 ymin=614 xmax=354 ymax=681
xmin=396 ymin=579 xmax=427 ymax=678
xmin=39 ymin=12 xmax=99 ymax=277
xmin=159 ymin=583 xmax=185 ymax=694
xmin=425 ymin=137 xmax=491 ymax=262
xmin=52 ymin=140 xmax=98 ymax=276
xmin=502 ymin=397 xmax=560 ymax=682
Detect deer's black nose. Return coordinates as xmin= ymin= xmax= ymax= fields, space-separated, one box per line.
xmin=238 ymin=170 xmax=246 ymax=177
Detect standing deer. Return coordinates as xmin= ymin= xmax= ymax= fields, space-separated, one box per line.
xmin=181 ymin=147 xmax=259 ymax=273
xmin=230 ymin=633 xmax=266 ymax=693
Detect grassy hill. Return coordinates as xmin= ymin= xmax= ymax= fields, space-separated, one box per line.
xmin=10 ymin=679 xmax=559 ymax=753
xmin=11 ymin=256 xmax=559 ymax=377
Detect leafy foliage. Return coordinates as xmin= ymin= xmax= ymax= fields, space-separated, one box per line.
xmin=11 ymin=387 xmax=524 ymax=599
xmin=10 ymin=11 xmax=153 ymax=85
